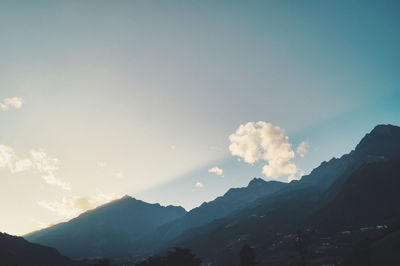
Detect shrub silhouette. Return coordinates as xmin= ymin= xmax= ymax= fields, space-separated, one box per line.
xmin=135 ymin=247 xmax=201 ymax=266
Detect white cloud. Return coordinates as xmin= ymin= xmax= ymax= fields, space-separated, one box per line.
xmin=38 ymin=193 xmax=118 ymax=219
xmin=287 ymin=169 xmax=304 ymax=183
xmin=229 ymin=121 xmax=298 ymax=181
xmin=0 ymin=97 xmax=23 ymax=111
xmin=13 ymin=159 xmax=33 ymax=173
xmin=195 ymin=182 xmax=204 ymax=188
xmin=261 ymin=159 xmax=297 ymax=179
xmin=30 ymin=149 xmax=71 ymax=190
xmin=0 ymin=144 xmax=32 ymax=174
xmin=0 ymin=145 xmax=70 ymax=190
xmin=208 ymin=166 xmax=223 ymax=176
xmin=296 ymin=140 xmax=309 ymax=158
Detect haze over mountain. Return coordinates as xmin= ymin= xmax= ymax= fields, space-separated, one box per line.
xmin=22 ymin=124 xmax=400 ymax=265
xmin=25 ymin=197 xmax=186 ymax=259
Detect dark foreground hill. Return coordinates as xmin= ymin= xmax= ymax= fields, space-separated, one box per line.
xmin=0 ymin=232 xmax=75 ymax=266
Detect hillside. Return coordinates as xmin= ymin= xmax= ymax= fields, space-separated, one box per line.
xmin=134 ymin=178 xmax=289 ymax=256
xmin=25 ymin=196 xmax=186 ymax=259
xmin=152 ymin=124 xmax=400 ymax=265
xmin=24 ymin=124 xmax=400 ymax=265
xmin=0 ymin=232 xmax=76 ymax=266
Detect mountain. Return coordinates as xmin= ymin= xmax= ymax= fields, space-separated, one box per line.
xmin=152 ymin=124 xmax=400 ymax=265
xmin=0 ymin=232 xmax=75 ymax=266
xmin=25 ymin=196 xmax=186 ymax=259
xmin=296 ymin=124 xmax=400 ymax=189
xmin=355 ymin=223 xmax=400 ymax=266
xmin=134 ymin=178 xmax=288 ymax=256
xmin=26 ymin=177 xmax=289 ymax=260
xmin=309 ymin=159 xmax=400 ymax=232
xmin=25 ymin=124 xmax=400 ymax=265
xmin=355 ymin=124 xmax=400 ymax=158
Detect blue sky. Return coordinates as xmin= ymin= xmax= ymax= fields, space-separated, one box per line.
xmin=0 ymin=0 xmax=399 ymax=235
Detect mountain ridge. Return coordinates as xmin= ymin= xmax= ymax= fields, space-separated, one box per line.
xmin=23 ymin=124 xmax=400 ymax=265
xmin=25 ymin=195 xmax=187 ymax=259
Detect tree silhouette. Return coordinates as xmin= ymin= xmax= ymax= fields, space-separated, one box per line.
xmin=135 ymin=247 xmax=201 ymax=266
xmin=240 ymin=244 xmax=255 ymax=266
xmin=89 ymin=258 xmax=111 ymax=266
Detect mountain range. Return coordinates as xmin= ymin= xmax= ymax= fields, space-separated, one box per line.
xmin=5 ymin=124 xmax=399 ymax=265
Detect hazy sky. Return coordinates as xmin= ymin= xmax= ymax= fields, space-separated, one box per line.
xmin=1 ymin=0 xmax=399 ymax=235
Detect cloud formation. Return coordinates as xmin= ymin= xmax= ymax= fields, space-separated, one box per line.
xmin=0 ymin=144 xmax=70 ymax=190
xmin=38 ymin=193 xmax=117 ymax=219
xmin=297 ymin=140 xmax=309 ymax=158
xmin=229 ymin=121 xmax=298 ymax=180
xmin=195 ymin=182 xmax=204 ymax=188
xmin=208 ymin=166 xmax=223 ymax=176
xmin=0 ymin=97 xmax=23 ymax=111
xmin=0 ymin=144 xmax=33 ymax=173
xmin=31 ymin=149 xmax=71 ymax=190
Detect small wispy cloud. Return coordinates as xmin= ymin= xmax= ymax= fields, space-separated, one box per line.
xmin=0 ymin=144 xmax=32 ymax=173
xmin=38 ymin=193 xmax=118 ymax=219
xmin=31 ymin=149 xmax=71 ymax=190
xmin=208 ymin=166 xmax=223 ymax=176
xmin=0 ymin=97 xmax=23 ymax=111
xmin=195 ymin=182 xmax=204 ymax=188
xmin=296 ymin=140 xmax=309 ymax=158
xmin=0 ymin=144 xmax=70 ymax=190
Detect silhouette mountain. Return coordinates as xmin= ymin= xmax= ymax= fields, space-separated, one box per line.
xmin=309 ymin=159 xmax=400 ymax=232
xmin=296 ymin=124 xmax=400 ymax=189
xmin=25 ymin=196 xmax=186 ymax=259
xmin=23 ymin=124 xmax=400 ymax=265
xmin=135 ymin=178 xmax=288 ymax=255
xmin=355 ymin=124 xmax=400 ymax=157
xmin=0 ymin=232 xmax=75 ymax=266
xmin=151 ymin=124 xmax=400 ymax=265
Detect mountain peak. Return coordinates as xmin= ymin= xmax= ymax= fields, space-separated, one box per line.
xmin=370 ymin=124 xmax=400 ymax=136
xmin=355 ymin=124 xmax=400 ymax=156
xmin=248 ymin=177 xmax=267 ymax=187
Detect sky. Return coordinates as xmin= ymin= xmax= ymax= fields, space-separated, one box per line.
xmin=0 ymin=0 xmax=399 ymax=236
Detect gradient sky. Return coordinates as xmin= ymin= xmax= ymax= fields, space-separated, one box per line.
xmin=1 ymin=0 xmax=399 ymax=235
